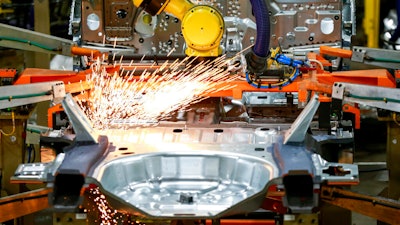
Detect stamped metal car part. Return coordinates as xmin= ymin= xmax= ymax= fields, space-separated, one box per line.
xmin=12 ymin=94 xmax=359 ymax=218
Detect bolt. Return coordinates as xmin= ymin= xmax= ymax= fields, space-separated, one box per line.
xmin=286 ymin=32 xmax=295 ymax=41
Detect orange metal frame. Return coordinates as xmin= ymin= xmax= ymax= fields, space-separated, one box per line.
xmin=343 ymin=104 xmax=361 ymax=129
xmin=15 ymin=67 xmax=394 ymax=95
xmin=205 ymin=68 xmax=395 ymax=100
xmin=13 ymin=68 xmax=90 ymax=85
xmin=10 ymin=52 xmax=397 ymax=129
xmin=0 ymin=68 xmax=17 ymax=78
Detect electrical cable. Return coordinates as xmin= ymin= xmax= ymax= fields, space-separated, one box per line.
xmin=245 ymin=67 xmax=300 ymax=89
xmin=347 ymin=93 xmax=400 ymax=104
xmin=0 ymin=111 xmax=15 ymax=136
xmin=245 ymin=48 xmax=305 ymax=89
xmin=0 ymin=36 xmax=56 ymax=51
xmin=26 ymin=144 xmax=36 ymax=163
xmin=365 ymin=56 xmax=400 ymax=64
xmin=31 ymin=144 xmax=36 ymax=162
xmin=393 ymin=112 xmax=400 ymax=126
xmin=308 ymin=59 xmax=324 ymax=70
xmin=381 ymin=34 xmax=399 ymax=49
xmin=27 ymin=145 xmax=31 ymax=163
xmin=0 ymin=91 xmax=51 ymax=101
xmin=272 ymin=54 xmax=305 ymax=67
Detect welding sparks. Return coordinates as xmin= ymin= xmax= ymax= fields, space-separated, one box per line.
xmin=89 ymin=188 xmax=118 ymax=224
xmin=79 ymin=55 xmax=239 ymax=129
xmin=86 ymin=187 xmax=139 ymax=224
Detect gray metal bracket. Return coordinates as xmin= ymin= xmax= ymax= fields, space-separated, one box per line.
xmin=62 ymin=93 xmax=98 ymax=143
xmin=284 ymin=94 xmax=320 ymax=144
xmin=0 ymin=81 xmax=65 ymax=109
xmin=351 ymin=46 xmax=400 ymax=69
xmin=332 ymin=82 xmax=400 ymax=113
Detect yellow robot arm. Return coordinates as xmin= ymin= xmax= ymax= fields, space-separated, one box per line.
xmin=133 ymin=0 xmax=224 ymax=57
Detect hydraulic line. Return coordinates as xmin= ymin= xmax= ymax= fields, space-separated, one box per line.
xmin=249 ymin=0 xmax=270 ymax=58
xmin=0 ymin=91 xmax=51 ymax=101
xmin=245 ymin=67 xmax=300 ymax=89
xmin=245 ymin=0 xmax=271 ymax=74
xmin=347 ymin=93 xmax=400 ymax=104
xmin=0 ymin=36 xmax=55 ymax=51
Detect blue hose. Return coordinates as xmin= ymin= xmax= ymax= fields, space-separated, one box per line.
xmin=246 ymin=0 xmax=270 ymax=74
xmin=274 ymin=54 xmax=305 ymax=67
xmin=250 ymin=0 xmax=270 ymax=57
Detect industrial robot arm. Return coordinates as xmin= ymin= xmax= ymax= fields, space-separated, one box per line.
xmin=133 ymin=0 xmax=272 ymax=75
xmin=133 ymin=0 xmax=224 ymax=57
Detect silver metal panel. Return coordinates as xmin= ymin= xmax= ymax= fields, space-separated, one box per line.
xmin=82 ymin=124 xmax=358 ymax=216
xmin=89 ymin=126 xmax=280 ymax=217
xmin=96 ymin=151 xmax=276 ymax=218
xmin=268 ymin=0 xmax=347 ymax=50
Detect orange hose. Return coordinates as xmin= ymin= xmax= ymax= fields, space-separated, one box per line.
xmin=71 ymin=46 xmax=105 ymax=58
xmin=320 ymin=46 xmax=352 ymax=58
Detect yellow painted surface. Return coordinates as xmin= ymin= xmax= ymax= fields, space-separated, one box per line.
xmin=363 ymin=0 xmax=380 ymax=48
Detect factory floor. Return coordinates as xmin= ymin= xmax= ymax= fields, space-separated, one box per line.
xmin=352 ymin=149 xmax=387 ymax=224
xmin=351 ymin=119 xmax=389 ymax=225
